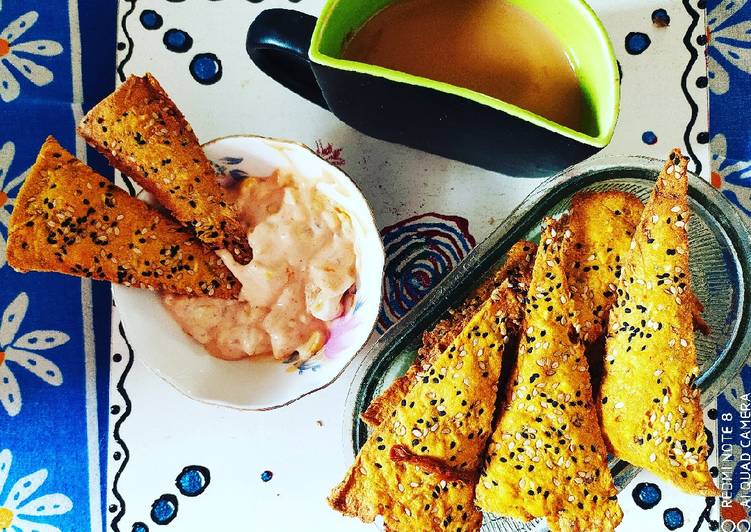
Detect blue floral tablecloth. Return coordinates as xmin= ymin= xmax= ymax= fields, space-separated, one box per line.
xmin=0 ymin=0 xmax=749 ymax=531
xmin=0 ymin=1 xmax=115 ymax=530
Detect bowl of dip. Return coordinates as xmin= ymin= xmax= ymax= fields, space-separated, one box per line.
xmin=112 ymin=135 xmax=384 ymax=410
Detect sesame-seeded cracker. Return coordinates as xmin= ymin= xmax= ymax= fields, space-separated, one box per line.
xmin=562 ymin=191 xmax=643 ymax=345
xmin=329 ymin=291 xmax=520 ymax=531
xmin=361 ymin=241 xmax=536 ymax=429
xmin=598 ymin=150 xmax=719 ymax=496
xmin=476 ymin=219 xmax=622 ymax=532
xmin=6 ymin=137 xmax=240 ymax=299
xmin=78 ymin=73 xmax=253 ymax=264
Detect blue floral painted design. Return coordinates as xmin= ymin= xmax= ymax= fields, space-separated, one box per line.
xmin=706 ymin=0 xmax=751 ymax=96
xmin=282 ymin=352 xmax=321 ymax=375
xmin=0 ymin=449 xmax=73 ymax=532
xmin=0 ymin=292 xmax=68 ymax=416
xmin=211 ymin=155 xmax=249 ymax=184
xmin=711 ymin=133 xmax=751 ymax=215
xmin=0 ymin=11 xmax=64 ymax=103
xmin=0 ymin=141 xmax=24 ymax=270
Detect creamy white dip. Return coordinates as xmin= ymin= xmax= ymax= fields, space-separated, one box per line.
xmin=162 ymin=168 xmax=356 ymax=361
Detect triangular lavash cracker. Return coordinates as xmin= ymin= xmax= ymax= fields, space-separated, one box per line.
xmin=598 ymin=149 xmax=719 ymax=496
xmin=361 ymin=241 xmax=535 ymax=429
xmin=476 ymin=219 xmax=622 ymax=532
xmin=7 ymin=136 xmax=239 ymax=299
xmin=78 ymin=73 xmax=252 ymax=264
xmin=329 ymin=274 xmax=528 ymax=531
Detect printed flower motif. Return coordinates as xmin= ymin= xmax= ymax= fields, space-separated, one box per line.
xmin=706 ymin=0 xmax=751 ymax=95
xmin=0 ymin=11 xmax=63 ymax=103
xmin=0 ymin=449 xmax=73 ymax=532
xmin=710 ymin=133 xmax=751 ymax=215
xmin=0 ymin=293 xmax=68 ymax=416
xmin=0 ymin=141 xmax=26 ymax=270
xmin=282 ymin=351 xmax=322 ymax=375
xmin=315 ymin=140 xmax=345 ymax=168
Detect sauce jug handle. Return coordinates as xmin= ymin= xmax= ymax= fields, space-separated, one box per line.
xmin=246 ymin=9 xmax=329 ymax=110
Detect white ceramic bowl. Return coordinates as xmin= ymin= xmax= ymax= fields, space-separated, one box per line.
xmin=113 ymin=135 xmax=384 ymax=410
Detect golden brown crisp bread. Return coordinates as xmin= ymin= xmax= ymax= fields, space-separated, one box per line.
xmin=329 ymin=287 xmax=522 ymax=531
xmin=476 ymin=219 xmax=622 ymax=532
xmin=6 ymin=137 xmax=240 ymax=298
xmin=598 ymin=150 xmax=719 ymax=496
xmin=361 ymin=241 xmax=536 ymax=429
xmin=562 ymin=191 xmax=643 ymax=344
xmin=78 ymin=73 xmax=252 ymax=264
